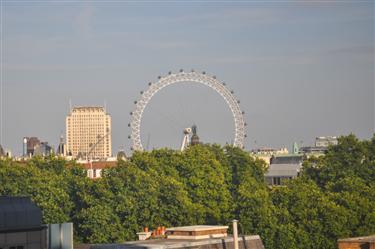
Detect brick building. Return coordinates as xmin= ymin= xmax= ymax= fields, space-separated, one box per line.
xmin=338 ymin=235 xmax=375 ymax=249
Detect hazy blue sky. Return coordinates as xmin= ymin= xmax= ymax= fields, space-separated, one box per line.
xmin=1 ymin=0 xmax=374 ymax=155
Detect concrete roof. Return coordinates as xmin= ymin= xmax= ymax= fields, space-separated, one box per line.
xmin=265 ymin=163 xmax=301 ymax=177
xmin=166 ymin=225 xmax=228 ymax=232
xmin=90 ymin=235 xmax=264 ymax=249
xmin=338 ymin=235 xmax=375 ymax=243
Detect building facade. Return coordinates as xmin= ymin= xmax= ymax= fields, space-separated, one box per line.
xmin=0 ymin=145 xmax=4 ymax=157
xmin=315 ymin=136 xmax=338 ymax=147
xmin=66 ymin=106 xmax=112 ymax=159
xmin=56 ymin=135 xmax=67 ymax=156
xmin=23 ymin=137 xmax=52 ymax=157
xmin=33 ymin=142 xmax=53 ymax=157
xmin=0 ymin=196 xmax=47 ymax=249
xmin=250 ymin=147 xmax=289 ymax=166
xmin=265 ymin=154 xmax=304 ymax=186
xmin=338 ymin=235 xmax=375 ymax=249
xmin=299 ymin=136 xmax=338 ymax=157
xmin=23 ymin=137 xmax=40 ymax=157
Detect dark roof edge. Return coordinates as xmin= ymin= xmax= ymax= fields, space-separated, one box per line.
xmin=338 ymin=235 xmax=375 ymax=243
xmin=0 ymin=225 xmax=48 ymax=234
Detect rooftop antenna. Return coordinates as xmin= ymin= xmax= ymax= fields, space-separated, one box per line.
xmin=104 ymin=100 xmax=107 ymax=112
xmin=69 ymin=98 xmax=72 ymax=113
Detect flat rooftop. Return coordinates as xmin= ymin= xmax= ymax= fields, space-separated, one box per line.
xmin=166 ymin=225 xmax=228 ymax=232
xmin=338 ymin=235 xmax=375 ymax=243
xmin=89 ymin=235 xmax=264 ymax=249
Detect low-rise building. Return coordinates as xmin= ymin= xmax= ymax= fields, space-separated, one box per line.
xmin=0 ymin=197 xmax=74 ymax=249
xmin=299 ymin=136 xmax=338 ymax=157
xmin=77 ymin=159 xmax=118 ymax=179
xmin=338 ymin=235 xmax=375 ymax=249
xmin=265 ymin=154 xmax=304 ymax=186
xmin=250 ymin=147 xmax=289 ymax=166
xmin=299 ymin=146 xmax=327 ymax=157
xmin=315 ymin=136 xmax=338 ymax=147
xmin=0 ymin=196 xmax=47 ymax=249
xmin=76 ymin=224 xmax=265 ymax=249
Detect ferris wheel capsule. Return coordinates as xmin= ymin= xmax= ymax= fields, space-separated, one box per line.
xmin=148 ymin=82 xmax=152 ymax=86
xmin=128 ymin=123 xmax=131 ymax=127
xmin=128 ymin=135 xmax=131 ymax=139
xmin=202 ymin=71 xmax=206 ymax=74
xmin=179 ymin=69 xmax=184 ymax=72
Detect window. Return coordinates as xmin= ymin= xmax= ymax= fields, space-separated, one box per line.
xmin=273 ymin=177 xmax=281 ymax=185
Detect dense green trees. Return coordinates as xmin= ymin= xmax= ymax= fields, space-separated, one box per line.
xmin=0 ymin=135 xmax=374 ymax=248
xmin=301 ymin=135 xmax=375 ymax=242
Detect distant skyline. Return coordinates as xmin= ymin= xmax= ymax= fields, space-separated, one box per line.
xmin=1 ymin=1 xmax=374 ymax=156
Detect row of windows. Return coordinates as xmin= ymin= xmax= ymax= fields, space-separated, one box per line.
xmin=0 ymin=246 xmax=24 ymax=249
xmin=67 ymin=125 xmax=108 ymax=128
xmin=68 ymin=141 xmax=110 ymax=144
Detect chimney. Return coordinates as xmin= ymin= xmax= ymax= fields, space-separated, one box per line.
xmin=137 ymin=227 xmax=152 ymax=240
xmin=232 ymin=220 xmax=239 ymax=249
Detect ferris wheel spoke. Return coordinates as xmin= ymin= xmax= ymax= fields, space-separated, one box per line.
xmin=129 ymin=71 xmax=246 ymax=151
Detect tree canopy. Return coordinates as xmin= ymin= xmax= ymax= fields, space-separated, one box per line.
xmin=0 ymin=135 xmax=374 ymax=248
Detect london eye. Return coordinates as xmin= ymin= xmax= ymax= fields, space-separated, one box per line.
xmin=128 ymin=70 xmax=246 ymax=151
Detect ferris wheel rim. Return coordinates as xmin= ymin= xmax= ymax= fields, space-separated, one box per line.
xmin=129 ymin=70 xmax=246 ymax=151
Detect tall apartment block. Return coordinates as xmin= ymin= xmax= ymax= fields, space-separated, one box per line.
xmin=66 ymin=106 xmax=112 ymax=159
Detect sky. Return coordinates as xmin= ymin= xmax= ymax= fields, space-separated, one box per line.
xmin=1 ymin=0 xmax=374 ymax=156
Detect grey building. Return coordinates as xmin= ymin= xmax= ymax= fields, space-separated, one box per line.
xmin=265 ymin=154 xmax=304 ymax=186
xmin=299 ymin=136 xmax=338 ymax=157
xmin=299 ymin=146 xmax=328 ymax=156
xmin=33 ymin=142 xmax=53 ymax=157
xmin=0 ymin=196 xmax=47 ymax=249
xmin=24 ymin=137 xmax=41 ymax=157
xmin=56 ymin=135 xmax=67 ymax=157
xmin=0 ymin=145 xmax=5 ymax=157
xmin=315 ymin=136 xmax=338 ymax=147
xmin=0 ymin=197 xmax=73 ymax=249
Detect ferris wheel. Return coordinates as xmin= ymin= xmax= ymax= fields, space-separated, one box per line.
xmin=128 ymin=70 xmax=247 ymax=151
